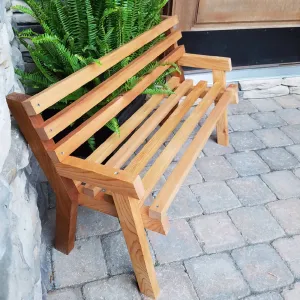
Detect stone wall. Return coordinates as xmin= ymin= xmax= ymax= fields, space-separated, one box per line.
xmin=0 ymin=0 xmax=43 ymax=299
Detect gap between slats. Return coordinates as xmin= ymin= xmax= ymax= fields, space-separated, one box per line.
xmin=149 ymin=88 xmax=237 ymax=219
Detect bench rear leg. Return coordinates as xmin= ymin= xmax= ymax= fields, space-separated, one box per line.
xmin=213 ymin=70 xmax=229 ymax=146
xmin=55 ymin=178 xmax=78 ymax=254
xmin=112 ymin=193 xmax=160 ymax=299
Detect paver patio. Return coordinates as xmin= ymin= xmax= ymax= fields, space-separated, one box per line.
xmin=46 ymin=92 xmax=300 ymax=300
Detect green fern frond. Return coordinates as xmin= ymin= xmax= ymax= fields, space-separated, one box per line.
xmin=106 ymin=117 xmax=120 ymax=135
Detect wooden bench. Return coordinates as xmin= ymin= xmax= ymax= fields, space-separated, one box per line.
xmin=7 ymin=16 xmax=238 ymax=299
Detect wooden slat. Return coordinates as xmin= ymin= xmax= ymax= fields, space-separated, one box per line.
xmin=87 ymin=77 xmax=180 ymax=164
xmin=22 ymin=16 xmax=179 ymax=116
xmin=142 ymin=82 xmax=222 ymax=199
xmin=47 ymin=47 xmax=185 ymax=162
xmin=149 ymin=88 xmax=235 ymax=219
xmin=83 ymin=77 xmax=180 ymax=198
xmin=213 ymin=70 xmax=229 ymax=146
xmin=178 ymin=53 xmax=232 ymax=71
xmin=125 ymin=80 xmax=208 ymax=176
xmin=35 ymin=31 xmax=182 ymax=141
xmin=106 ymin=79 xmax=193 ymax=170
xmin=55 ymin=156 xmax=145 ymax=199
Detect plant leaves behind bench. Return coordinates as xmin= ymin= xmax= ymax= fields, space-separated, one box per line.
xmin=13 ymin=0 xmax=174 ymax=148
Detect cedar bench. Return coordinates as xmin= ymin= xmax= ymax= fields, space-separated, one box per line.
xmin=7 ymin=16 xmax=238 ymax=299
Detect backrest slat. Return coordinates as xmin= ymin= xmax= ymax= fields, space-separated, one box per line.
xmin=35 ymin=30 xmax=182 ymax=141
xmin=22 ymin=16 xmax=179 ymax=116
xmin=47 ymin=46 xmax=185 ymax=162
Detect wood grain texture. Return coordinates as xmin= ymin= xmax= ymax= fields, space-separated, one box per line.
xmin=178 ymin=53 xmax=232 ymax=71
xmin=149 ymin=88 xmax=235 ymax=219
xmin=213 ymin=70 xmax=229 ymax=146
xmin=112 ymin=193 xmax=160 ymax=298
xmin=56 ymin=156 xmax=145 ymax=199
xmin=22 ymin=16 xmax=179 ymax=116
xmin=83 ymin=77 xmax=180 ymax=197
xmin=35 ymin=31 xmax=182 ymax=141
xmin=47 ymin=47 xmax=185 ymax=162
xmin=125 ymin=80 xmax=207 ymax=176
xmin=142 ymin=82 xmax=222 ymax=197
xmin=107 ymin=78 xmax=193 ymax=170
xmin=6 ymin=93 xmax=78 ymax=255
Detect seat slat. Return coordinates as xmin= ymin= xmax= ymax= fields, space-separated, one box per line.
xmin=149 ymin=88 xmax=236 ymax=219
xmin=83 ymin=77 xmax=181 ymax=197
xmin=35 ymin=31 xmax=182 ymax=141
xmin=86 ymin=77 xmax=181 ymax=164
xmin=106 ymin=79 xmax=194 ymax=170
xmin=142 ymin=82 xmax=222 ymax=200
xmin=22 ymin=16 xmax=179 ymax=116
xmin=125 ymin=80 xmax=208 ymax=176
xmin=47 ymin=46 xmax=185 ymax=162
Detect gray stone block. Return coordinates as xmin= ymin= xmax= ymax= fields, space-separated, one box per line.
xmin=251 ymin=112 xmax=287 ymax=128
xmin=277 ymin=109 xmax=300 ymax=125
xmin=159 ymin=186 xmax=203 ymax=220
xmin=228 ymin=100 xmax=258 ymax=115
xmin=273 ymin=235 xmax=300 ymax=279
xmin=243 ymin=86 xmax=289 ymax=99
xmin=190 ymin=213 xmax=245 ymax=253
xmin=185 ymin=253 xmax=250 ymax=300
xmin=282 ymin=77 xmax=300 ymax=87
xmin=281 ymin=125 xmax=300 ymax=143
xmin=250 ymin=98 xmax=282 ymax=112
xmin=257 ymin=148 xmax=299 ymax=170
xmin=245 ymin=292 xmax=283 ymax=300
xmin=226 ymin=151 xmax=270 ymax=176
xmin=142 ymin=264 xmax=198 ymax=300
xmin=282 ymin=282 xmax=300 ymax=300
xmin=190 ymin=181 xmax=241 ymax=213
xmin=195 ymin=156 xmax=238 ymax=181
xmin=290 ymin=86 xmax=300 ymax=95
xmin=261 ymin=171 xmax=300 ymax=199
xmin=83 ymin=274 xmax=141 ymax=300
xmin=227 ymin=176 xmax=276 ymax=206
xmin=240 ymin=79 xmax=282 ymax=91
xmin=295 ymin=168 xmax=300 ymax=179
xmin=47 ymin=288 xmax=83 ymax=300
xmin=41 ymin=209 xmax=55 ymax=247
xmin=286 ymin=145 xmax=300 ymax=161
xmin=148 ymin=219 xmax=202 ymax=264
xmin=102 ymin=231 xmax=154 ymax=276
xmin=274 ymin=95 xmax=300 ymax=108
xmin=140 ymin=165 xmax=166 ymax=191
xmin=229 ymin=114 xmax=262 ymax=131
xmin=267 ymin=199 xmax=300 ymax=235
xmin=164 ymin=162 xmax=203 ymax=186
xmin=232 ymin=244 xmax=294 ymax=292
xmin=254 ymin=128 xmax=293 ymax=147
xmin=229 ymin=206 xmax=285 ymax=243
xmin=202 ymin=136 xmax=235 ymax=156
xmin=230 ymin=131 xmax=266 ymax=152
xmin=52 ymin=237 xmax=107 ymax=288
xmin=76 ymin=206 xmax=120 ymax=240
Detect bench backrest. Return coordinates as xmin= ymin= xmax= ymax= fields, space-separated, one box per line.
xmin=20 ymin=16 xmax=183 ymax=163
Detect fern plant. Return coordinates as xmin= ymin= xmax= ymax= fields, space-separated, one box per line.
xmin=14 ymin=0 xmax=179 ymax=149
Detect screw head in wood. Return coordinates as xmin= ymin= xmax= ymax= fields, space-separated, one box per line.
xmin=101 ymin=189 xmax=106 ymax=192
xmin=114 ymin=171 xmax=119 ymax=175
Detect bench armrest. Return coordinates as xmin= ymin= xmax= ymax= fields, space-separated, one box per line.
xmin=55 ymin=156 xmax=145 ymax=199
xmin=178 ymin=53 xmax=232 ymax=72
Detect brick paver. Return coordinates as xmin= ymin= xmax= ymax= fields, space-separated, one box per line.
xmin=232 ymin=244 xmax=294 ymax=292
xmin=47 ymin=92 xmax=300 ymax=299
xmin=185 ymin=253 xmax=250 ymax=300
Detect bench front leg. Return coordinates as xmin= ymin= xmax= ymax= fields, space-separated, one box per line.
xmin=112 ymin=193 xmax=160 ymax=299
xmin=213 ymin=70 xmax=229 ymax=146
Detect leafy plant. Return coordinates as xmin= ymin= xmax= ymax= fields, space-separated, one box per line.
xmin=14 ymin=0 xmax=179 ymax=148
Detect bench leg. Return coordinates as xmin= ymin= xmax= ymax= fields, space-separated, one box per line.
xmin=55 ymin=178 xmax=78 ymax=254
xmin=213 ymin=70 xmax=229 ymax=146
xmin=112 ymin=193 xmax=160 ymax=299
